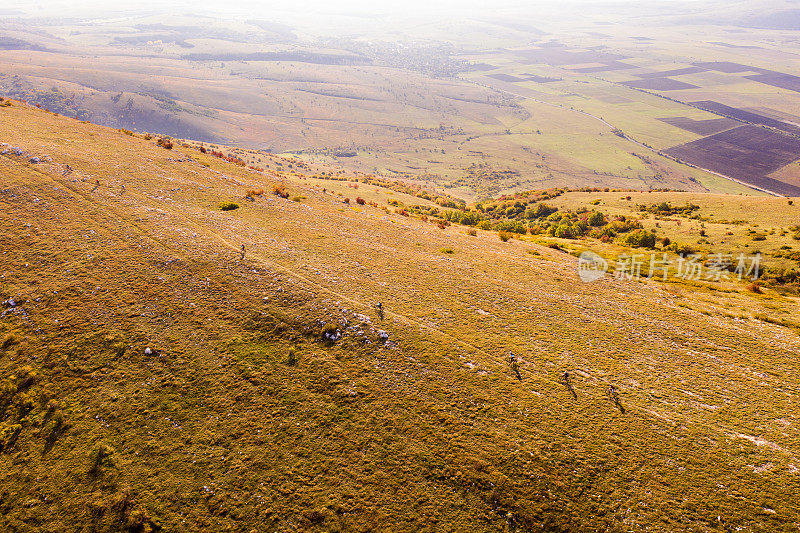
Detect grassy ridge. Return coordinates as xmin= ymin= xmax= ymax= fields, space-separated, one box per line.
xmin=1 ymin=101 xmax=799 ymax=530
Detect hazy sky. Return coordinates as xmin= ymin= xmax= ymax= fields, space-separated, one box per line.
xmin=9 ymin=0 xmax=695 ymax=17
xmin=4 ymin=0 xmax=738 ymax=36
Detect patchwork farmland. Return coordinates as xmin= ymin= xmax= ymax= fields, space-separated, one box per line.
xmin=466 ymin=37 xmax=800 ymax=196
xmin=690 ymin=101 xmax=800 ymax=136
xmin=665 ymin=125 xmax=800 ymax=196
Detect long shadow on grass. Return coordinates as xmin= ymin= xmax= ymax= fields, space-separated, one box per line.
xmin=610 ymin=388 xmax=626 ymax=414
xmin=563 ymin=380 xmax=578 ymax=400
xmin=561 ymin=373 xmax=578 ymax=399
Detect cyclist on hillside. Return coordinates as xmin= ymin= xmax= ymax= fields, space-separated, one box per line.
xmin=508 ymin=352 xmax=522 ymax=381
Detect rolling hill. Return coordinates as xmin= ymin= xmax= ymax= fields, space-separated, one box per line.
xmin=1 ymin=98 xmax=800 ymax=530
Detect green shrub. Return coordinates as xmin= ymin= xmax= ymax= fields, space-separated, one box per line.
xmin=607 ymin=218 xmax=642 ymax=234
xmin=443 ymin=209 xmax=483 ymax=226
xmin=439 ymin=247 xmax=454 ymax=254
xmin=668 ymin=242 xmax=694 ymax=255
xmin=496 ymin=220 xmax=527 ymax=234
xmin=587 ymin=211 xmax=606 ymax=227
xmin=498 ymin=230 xmax=511 ymax=242
xmin=553 ymin=224 xmax=577 ymax=239
xmin=525 ymin=203 xmax=558 ymax=220
xmin=286 ymin=348 xmax=298 ymax=366
xmin=639 ymin=201 xmax=699 ymax=216
xmin=219 ymin=201 xmax=239 ymax=211
xmin=623 ymin=229 xmax=656 ymax=248
xmin=88 ymin=442 xmax=116 ymax=475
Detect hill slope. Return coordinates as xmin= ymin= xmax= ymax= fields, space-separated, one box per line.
xmin=1 ymin=101 xmax=799 ymax=531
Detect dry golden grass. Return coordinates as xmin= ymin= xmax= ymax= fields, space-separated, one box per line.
xmin=1 ymin=101 xmax=799 ymax=530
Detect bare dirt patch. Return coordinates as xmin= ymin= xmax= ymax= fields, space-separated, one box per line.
xmin=622 ymin=78 xmax=699 ymax=90
xmin=746 ymin=72 xmax=800 ymax=93
xmin=665 ymin=125 xmax=800 ymax=195
xmin=636 ymin=66 xmax=707 ymax=78
xmin=487 ymin=73 xmax=526 ymax=82
xmin=693 ymin=61 xmax=763 ymax=73
xmin=690 ymin=100 xmax=800 ymax=135
xmin=571 ymin=61 xmax=635 ymax=73
xmin=658 ymin=116 xmax=740 ymax=135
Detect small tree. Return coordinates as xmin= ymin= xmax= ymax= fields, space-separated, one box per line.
xmin=587 ymin=211 xmax=605 ymax=227
xmin=553 ymin=224 xmax=576 ymax=239
xmin=623 ymin=229 xmax=656 ymax=248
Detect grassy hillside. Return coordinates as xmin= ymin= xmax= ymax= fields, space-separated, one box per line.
xmin=1 ymin=99 xmax=800 ymax=531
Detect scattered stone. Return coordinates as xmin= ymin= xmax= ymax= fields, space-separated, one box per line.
xmin=144 ymin=347 xmax=153 ymax=356
xmin=322 ymin=327 xmax=341 ymax=342
xmin=5 ymin=298 xmax=16 ymax=308
xmin=353 ymin=313 xmax=372 ymax=324
xmin=377 ymin=330 xmax=389 ymax=342
xmin=29 ymin=157 xmax=40 ymax=164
